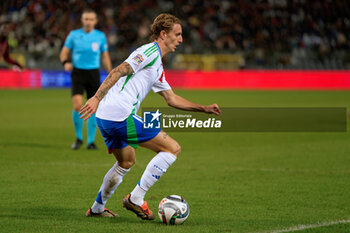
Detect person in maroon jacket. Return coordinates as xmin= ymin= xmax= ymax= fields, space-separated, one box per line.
xmin=0 ymin=22 xmax=23 ymax=70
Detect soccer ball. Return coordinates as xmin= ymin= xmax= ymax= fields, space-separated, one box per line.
xmin=158 ymin=195 xmax=190 ymax=225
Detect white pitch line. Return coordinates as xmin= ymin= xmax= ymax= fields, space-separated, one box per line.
xmin=260 ymin=219 xmax=350 ymax=233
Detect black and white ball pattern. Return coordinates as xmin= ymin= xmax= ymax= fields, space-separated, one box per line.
xmin=158 ymin=195 xmax=190 ymax=225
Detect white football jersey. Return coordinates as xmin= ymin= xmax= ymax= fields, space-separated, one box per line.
xmin=96 ymin=42 xmax=171 ymax=121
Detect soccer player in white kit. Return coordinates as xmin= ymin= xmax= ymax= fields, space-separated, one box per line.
xmin=80 ymin=13 xmax=221 ymax=219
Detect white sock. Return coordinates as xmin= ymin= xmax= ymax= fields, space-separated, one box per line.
xmin=130 ymin=152 xmax=177 ymax=206
xmin=91 ymin=162 xmax=130 ymax=213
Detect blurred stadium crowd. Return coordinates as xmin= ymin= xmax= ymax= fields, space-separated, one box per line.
xmin=1 ymin=0 xmax=350 ymax=69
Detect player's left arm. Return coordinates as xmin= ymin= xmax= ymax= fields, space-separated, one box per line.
xmin=101 ymin=51 xmax=112 ymax=73
xmin=158 ymin=89 xmax=221 ymax=115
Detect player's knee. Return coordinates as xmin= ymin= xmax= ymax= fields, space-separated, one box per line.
xmin=72 ymin=98 xmax=83 ymax=111
xmin=170 ymin=141 xmax=181 ymax=156
xmin=73 ymin=104 xmax=81 ymax=111
xmin=119 ymin=158 xmax=136 ymax=169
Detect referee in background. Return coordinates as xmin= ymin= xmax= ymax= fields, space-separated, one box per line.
xmin=60 ymin=9 xmax=112 ymax=150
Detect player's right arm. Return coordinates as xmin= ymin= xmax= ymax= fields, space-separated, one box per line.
xmin=79 ymin=62 xmax=134 ymax=120
xmin=60 ymin=47 xmax=73 ymax=72
xmin=60 ymin=32 xmax=74 ymax=71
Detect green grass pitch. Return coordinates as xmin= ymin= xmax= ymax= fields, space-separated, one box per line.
xmin=0 ymin=89 xmax=350 ymax=233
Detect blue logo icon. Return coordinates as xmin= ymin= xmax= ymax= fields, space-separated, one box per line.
xmin=143 ymin=109 xmax=161 ymax=129
xmin=152 ymin=174 xmax=161 ymax=180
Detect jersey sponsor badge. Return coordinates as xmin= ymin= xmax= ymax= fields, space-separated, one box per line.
xmin=133 ymin=54 xmax=144 ymax=64
xmin=92 ymin=42 xmax=99 ymax=52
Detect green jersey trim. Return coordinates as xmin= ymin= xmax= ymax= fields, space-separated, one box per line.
xmin=144 ymin=44 xmax=157 ymax=55
xmin=143 ymin=55 xmax=159 ymax=69
xmin=126 ymin=114 xmax=139 ymax=149
xmin=120 ymin=74 xmax=133 ymax=92
xmin=145 ymin=47 xmax=158 ymax=57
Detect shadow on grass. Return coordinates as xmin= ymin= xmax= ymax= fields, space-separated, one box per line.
xmin=2 ymin=205 xmax=221 ymax=230
xmin=1 ymin=142 xmax=67 ymax=149
xmin=1 ymin=206 xmax=162 ymax=224
xmin=0 ymin=206 xmax=78 ymax=221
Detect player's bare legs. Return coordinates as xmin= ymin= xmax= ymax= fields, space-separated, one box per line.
xmin=113 ymin=146 xmax=137 ymax=169
xmin=139 ymin=131 xmax=181 ymax=156
xmin=72 ymin=94 xmax=84 ymax=149
xmin=72 ymin=94 xmax=84 ymax=111
xmin=124 ymin=131 xmax=180 ymax=220
xmin=88 ymin=145 xmax=135 ymax=217
xmin=72 ymin=94 xmax=98 ymax=149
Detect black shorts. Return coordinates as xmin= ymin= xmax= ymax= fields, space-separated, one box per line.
xmin=71 ymin=68 xmax=100 ymax=98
